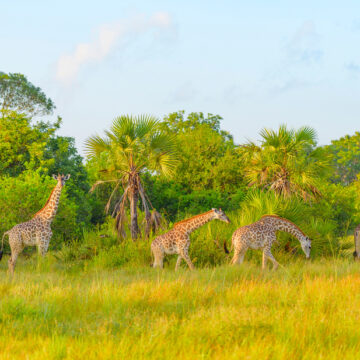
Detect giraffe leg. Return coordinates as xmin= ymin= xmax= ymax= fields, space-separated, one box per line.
xmin=179 ymin=249 xmax=195 ymax=270
xmin=175 ymin=255 xmax=182 ymax=271
xmin=8 ymin=234 xmax=24 ymax=275
xmin=231 ymin=244 xmax=247 ymax=265
xmin=262 ymin=251 xmax=268 ymax=269
xmin=264 ymin=248 xmax=279 ymax=270
xmin=37 ymin=241 xmax=49 ymax=257
xmin=35 ymin=236 xmax=49 ymax=271
xmin=151 ymin=243 xmax=164 ymax=268
xmin=37 ymin=232 xmax=51 ymax=257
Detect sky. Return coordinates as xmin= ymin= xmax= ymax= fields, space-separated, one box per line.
xmin=1 ymin=0 xmax=360 ymax=154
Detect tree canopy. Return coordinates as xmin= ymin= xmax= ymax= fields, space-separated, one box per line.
xmin=240 ymin=125 xmax=330 ymax=200
xmin=0 ymin=111 xmax=59 ymax=177
xmin=85 ymin=115 xmax=178 ymax=239
xmin=324 ymin=132 xmax=360 ymax=185
xmin=0 ymin=72 xmax=55 ymax=117
xmin=161 ymin=111 xmax=244 ymax=193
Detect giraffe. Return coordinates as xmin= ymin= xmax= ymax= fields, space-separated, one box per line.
xmin=353 ymin=224 xmax=360 ymax=261
xmin=225 ymin=215 xmax=311 ymax=269
xmin=151 ymin=208 xmax=230 ymax=270
xmin=0 ymin=174 xmax=70 ymax=274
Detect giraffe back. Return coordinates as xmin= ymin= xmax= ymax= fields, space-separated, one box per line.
xmin=232 ymin=220 xmax=275 ymax=250
xmin=152 ymin=227 xmax=188 ymax=254
xmin=8 ymin=218 xmax=50 ymax=246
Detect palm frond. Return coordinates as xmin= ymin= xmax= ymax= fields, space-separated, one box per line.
xmin=85 ymin=114 xmax=178 ymax=238
xmin=84 ymin=135 xmax=111 ymax=158
xmin=89 ymin=179 xmax=119 ymax=192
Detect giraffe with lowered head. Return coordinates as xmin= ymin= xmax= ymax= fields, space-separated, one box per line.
xmin=225 ymin=215 xmax=311 ymax=269
xmin=0 ymin=174 xmax=70 ymax=274
xmin=151 ymin=208 xmax=231 ymax=270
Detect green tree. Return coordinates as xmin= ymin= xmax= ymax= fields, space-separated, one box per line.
xmin=161 ymin=111 xmax=244 ymax=192
xmin=241 ymin=125 xmax=329 ymax=200
xmin=85 ymin=115 xmax=178 ymax=240
xmin=0 ymin=72 xmax=55 ymax=117
xmin=0 ymin=111 xmax=59 ymax=177
xmin=324 ymin=132 xmax=360 ymax=185
xmin=310 ymin=182 xmax=360 ymax=235
xmin=0 ymin=111 xmax=95 ymax=231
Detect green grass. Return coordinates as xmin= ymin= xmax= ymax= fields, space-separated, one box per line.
xmin=1 ymin=254 xmax=360 ymax=359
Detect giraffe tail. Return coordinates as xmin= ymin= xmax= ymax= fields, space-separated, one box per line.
xmin=0 ymin=232 xmax=9 ymax=261
xmin=224 ymin=240 xmax=230 ymax=254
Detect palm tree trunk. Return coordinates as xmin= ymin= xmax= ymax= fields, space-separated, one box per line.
xmin=129 ymin=190 xmax=140 ymax=240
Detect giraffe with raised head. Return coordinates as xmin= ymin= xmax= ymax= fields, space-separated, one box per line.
xmin=151 ymin=208 xmax=231 ymax=270
xmin=353 ymin=224 xmax=360 ymax=261
xmin=0 ymin=174 xmax=70 ymax=274
xmin=225 ymin=215 xmax=311 ymax=269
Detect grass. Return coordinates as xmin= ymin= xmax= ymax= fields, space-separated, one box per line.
xmin=1 ymin=254 xmax=360 ymax=359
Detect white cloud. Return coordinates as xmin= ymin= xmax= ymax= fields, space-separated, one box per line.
xmin=285 ymin=21 xmax=323 ymax=64
xmin=56 ymin=12 xmax=173 ymax=84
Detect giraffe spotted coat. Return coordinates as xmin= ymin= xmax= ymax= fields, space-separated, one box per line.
xmin=151 ymin=208 xmax=230 ymax=270
xmin=228 ymin=215 xmax=311 ymax=269
xmin=0 ymin=174 xmax=70 ymax=274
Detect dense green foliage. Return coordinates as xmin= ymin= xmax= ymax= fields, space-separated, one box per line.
xmin=0 ymin=72 xmax=55 ymax=117
xmin=1 ymin=72 xmax=360 ymax=263
xmin=0 ymin=111 xmax=58 ymax=177
xmin=325 ymin=131 xmax=360 ymax=185
xmin=161 ymin=111 xmax=244 ymax=192
xmin=240 ymin=125 xmax=329 ymax=199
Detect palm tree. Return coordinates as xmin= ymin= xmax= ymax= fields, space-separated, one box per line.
xmin=240 ymin=125 xmax=329 ymax=200
xmin=85 ymin=115 xmax=177 ymax=240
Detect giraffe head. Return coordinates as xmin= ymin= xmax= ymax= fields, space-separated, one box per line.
xmin=300 ymin=236 xmax=311 ymax=259
xmin=52 ymin=174 xmax=71 ymax=187
xmin=212 ymin=208 xmax=231 ymax=223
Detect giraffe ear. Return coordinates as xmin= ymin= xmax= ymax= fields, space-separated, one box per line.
xmin=52 ymin=174 xmax=58 ymax=180
xmin=64 ymin=174 xmax=71 ymax=181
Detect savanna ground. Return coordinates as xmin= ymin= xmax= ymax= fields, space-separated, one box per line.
xmin=1 ymin=246 xmax=360 ymax=360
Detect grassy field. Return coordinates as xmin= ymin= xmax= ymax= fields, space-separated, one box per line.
xmin=1 ymin=255 xmax=360 ymax=360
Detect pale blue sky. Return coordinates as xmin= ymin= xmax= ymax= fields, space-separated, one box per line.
xmin=1 ymin=1 xmax=360 ymax=152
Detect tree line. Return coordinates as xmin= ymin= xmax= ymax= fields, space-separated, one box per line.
xmin=1 ymin=71 xmax=360 ymax=252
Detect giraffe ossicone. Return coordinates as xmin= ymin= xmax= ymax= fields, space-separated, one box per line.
xmin=0 ymin=174 xmax=70 ymax=274
xmin=151 ymin=208 xmax=231 ymax=270
xmin=226 ymin=215 xmax=311 ymax=269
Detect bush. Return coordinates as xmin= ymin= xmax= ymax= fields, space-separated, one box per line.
xmin=55 ymin=218 xmax=153 ymax=268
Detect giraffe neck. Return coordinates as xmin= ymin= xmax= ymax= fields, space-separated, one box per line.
xmin=267 ymin=216 xmax=306 ymax=242
xmin=34 ymin=183 xmax=63 ymax=224
xmin=175 ymin=211 xmax=215 ymax=234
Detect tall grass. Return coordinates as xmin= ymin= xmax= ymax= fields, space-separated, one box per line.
xmin=0 ymin=258 xmax=360 ymax=359
xmin=0 ymin=191 xmax=356 ymax=359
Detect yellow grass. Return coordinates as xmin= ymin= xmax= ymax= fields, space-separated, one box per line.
xmin=0 ymin=257 xmax=360 ymax=359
